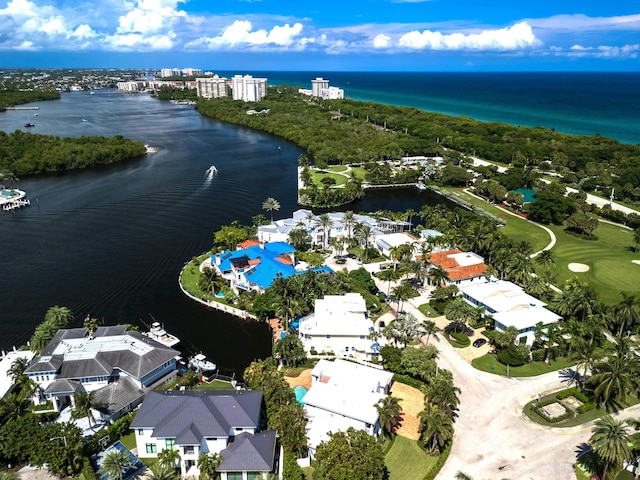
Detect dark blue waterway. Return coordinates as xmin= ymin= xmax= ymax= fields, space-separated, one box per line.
xmin=223 ymin=71 xmax=640 ymax=145
xmin=0 ymin=90 xmax=437 ymax=371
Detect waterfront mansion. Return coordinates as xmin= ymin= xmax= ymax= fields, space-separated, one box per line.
xmin=24 ymin=325 xmax=179 ymax=421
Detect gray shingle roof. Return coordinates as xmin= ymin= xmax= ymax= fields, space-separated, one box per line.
xmin=44 ymin=379 xmax=81 ymax=394
xmin=217 ymin=431 xmax=277 ymax=473
xmin=91 ymin=376 xmax=145 ymax=414
xmin=130 ymin=390 xmax=262 ymax=441
xmin=25 ymin=355 xmax=64 ymax=373
xmin=58 ymin=357 xmax=112 ymax=378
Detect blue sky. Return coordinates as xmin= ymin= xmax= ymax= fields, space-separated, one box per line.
xmin=0 ymin=0 xmax=639 ymax=71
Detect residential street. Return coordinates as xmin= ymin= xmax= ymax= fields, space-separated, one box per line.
xmin=357 ymin=261 xmax=628 ymax=480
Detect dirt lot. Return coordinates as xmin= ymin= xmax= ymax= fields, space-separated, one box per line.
xmin=389 ymin=381 xmax=423 ymax=440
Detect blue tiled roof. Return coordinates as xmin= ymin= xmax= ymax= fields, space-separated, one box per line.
xmin=212 ymin=243 xmax=333 ymax=290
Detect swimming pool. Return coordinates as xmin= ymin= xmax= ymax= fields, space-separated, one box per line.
xmin=293 ymin=385 xmax=308 ymax=405
xmin=215 ymin=292 xmax=225 ymax=298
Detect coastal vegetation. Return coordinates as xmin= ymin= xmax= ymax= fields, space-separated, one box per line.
xmin=0 ymin=89 xmax=60 ymax=111
xmin=196 ymin=84 xmax=640 ymax=210
xmin=0 ymin=131 xmax=147 ymax=176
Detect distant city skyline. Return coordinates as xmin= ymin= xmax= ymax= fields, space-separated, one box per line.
xmin=0 ymin=0 xmax=638 ymax=71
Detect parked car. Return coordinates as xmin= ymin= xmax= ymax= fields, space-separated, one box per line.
xmin=473 ymin=338 xmax=487 ymax=348
xmin=346 ymin=253 xmax=357 ymax=259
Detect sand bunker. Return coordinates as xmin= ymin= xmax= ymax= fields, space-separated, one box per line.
xmin=568 ymin=263 xmax=590 ymax=272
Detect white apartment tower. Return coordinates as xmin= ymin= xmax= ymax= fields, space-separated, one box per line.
xmin=311 ymin=77 xmax=329 ymax=97
xmin=196 ymin=76 xmax=228 ymax=99
xmin=231 ymin=75 xmax=268 ymax=102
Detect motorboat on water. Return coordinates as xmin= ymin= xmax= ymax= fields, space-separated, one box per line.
xmin=189 ymin=353 xmax=216 ymax=372
xmin=24 ymin=122 xmax=35 ymax=128
xmin=206 ymin=165 xmax=217 ymax=175
xmin=143 ymin=321 xmax=180 ymax=348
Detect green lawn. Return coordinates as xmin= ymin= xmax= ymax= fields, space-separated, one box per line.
xmin=417 ymin=303 xmax=441 ymax=317
xmin=179 ymin=254 xmax=234 ymax=305
xmin=546 ymin=222 xmax=640 ymax=305
xmin=471 ymin=354 xmax=575 ymax=377
xmin=311 ymin=171 xmax=349 ymax=186
xmin=445 ymin=188 xmax=551 ymax=251
xmin=120 ymin=432 xmax=136 ymax=450
xmin=385 ymin=435 xmax=437 ymax=480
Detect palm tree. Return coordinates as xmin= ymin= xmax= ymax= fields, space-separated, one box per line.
xmin=144 ymin=464 xmax=179 ymax=480
xmin=590 ymin=415 xmax=632 ymax=480
xmin=534 ymin=249 xmax=556 ymax=272
xmin=157 ymin=448 xmax=181 ymax=469
xmin=100 ymin=449 xmax=134 ymax=480
xmin=428 ymin=265 xmax=449 ymax=287
xmin=418 ymin=320 xmax=441 ymax=345
xmin=7 ymin=356 xmax=29 ymax=382
xmin=198 ymin=266 xmax=226 ymax=295
xmin=354 ymin=223 xmax=373 ymax=261
xmin=342 ymin=210 xmax=356 ymax=246
xmin=614 ymin=292 xmax=640 ymax=338
xmin=418 ymin=402 xmax=453 ymax=454
xmin=591 ymin=337 xmax=640 ymax=408
xmin=72 ymin=391 xmax=98 ymax=430
xmin=261 ymin=197 xmax=280 ymax=223
xmin=45 ymin=305 xmax=74 ymax=328
xmin=197 ymin=452 xmax=221 ymax=479
xmin=444 ymin=298 xmax=474 ymax=324
xmin=288 ymin=228 xmax=310 ymax=250
xmin=375 ymin=396 xmax=403 ymax=437
xmin=314 ymin=213 xmax=334 ymax=249
xmin=425 ymin=377 xmax=461 ymax=418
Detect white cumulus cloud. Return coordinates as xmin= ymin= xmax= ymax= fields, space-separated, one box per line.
xmin=186 ymin=20 xmax=303 ymax=49
xmin=397 ymin=22 xmax=538 ymax=51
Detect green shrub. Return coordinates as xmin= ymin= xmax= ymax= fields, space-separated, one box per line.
xmin=556 ymin=388 xmax=590 ymax=403
xmin=531 ymin=349 xmax=546 ymax=362
xmin=283 ymin=451 xmax=305 ymax=480
xmin=449 ymin=331 xmax=470 ymax=347
xmin=577 ymin=402 xmax=597 ymax=414
xmin=392 ymin=373 xmax=426 ymax=390
xmin=497 ymin=346 xmax=527 ymax=367
xmin=422 ymin=439 xmax=452 ymax=480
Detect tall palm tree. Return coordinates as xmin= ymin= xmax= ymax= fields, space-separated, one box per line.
xmin=444 ymin=298 xmax=474 ymax=324
xmin=261 ymin=197 xmax=280 ymax=223
xmin=614 ymin=292 xmax=640 ymax=338
xmin=100 ymin=449 xmax=134 ymax=480
xmin=7 ymin=356 xmax=29 ymax=382
xmin=418 ymin=320 xmax=441 ymax=345
xmin=314 ymin=213 xmax=334 ymax=249
xmin=72 ymin=391 xmax=98 ymax=430
xmin=591 ymin=337 xmax=640 ymax=408
xmin=342 ymin=210 xmax=356 ymax=247
xmin=375 ymin=396 xmax=403 ymax=437
xmin=417 ymin=403 xmax=454 ymax=454
xmin=534 ymin=249 xmax=556 ymax=272
xmin=354 ymin=223 xmax=373 ymax=261
xmin=590 ymin=415 xmax=632 ymax=480
xmin=45 ymin=305 xmax=74 ymax=329
xmin=144 ymin=463 xmax=179 ymax=480
xmin=425 ymin=377 xmax=461 ymax=418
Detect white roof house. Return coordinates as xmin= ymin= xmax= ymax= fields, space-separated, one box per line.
xmin=374 ymin=232 xmax=419 ymax=258
xmin=459 ymin=279 xmax=561 ymax=345
xmin=257 ymin=209 xmax=384 ymax=247
xmin=302 ymin=359 xmax=393 ymax=456
xmin=298 ymin=293 xmax=382 ymax=360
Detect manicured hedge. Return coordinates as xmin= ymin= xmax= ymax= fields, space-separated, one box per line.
xmin=422 ymin=439 xmax=452 ymax=480
xmin=449 ymin=331 xmax=470 ymax=347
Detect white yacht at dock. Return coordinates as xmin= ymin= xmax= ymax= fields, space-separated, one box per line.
xmin=143 ymin=321 xmax=180 ymax=348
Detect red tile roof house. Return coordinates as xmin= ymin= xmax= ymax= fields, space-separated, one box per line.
xmin=131 ymin=390 xmax=282 ymax=479
xmin=427 ymin=249 xmax=488 ymax=286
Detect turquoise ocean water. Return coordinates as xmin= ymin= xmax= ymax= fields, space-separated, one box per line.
xmin=223 ymin=71 xmax=640 ymax=145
